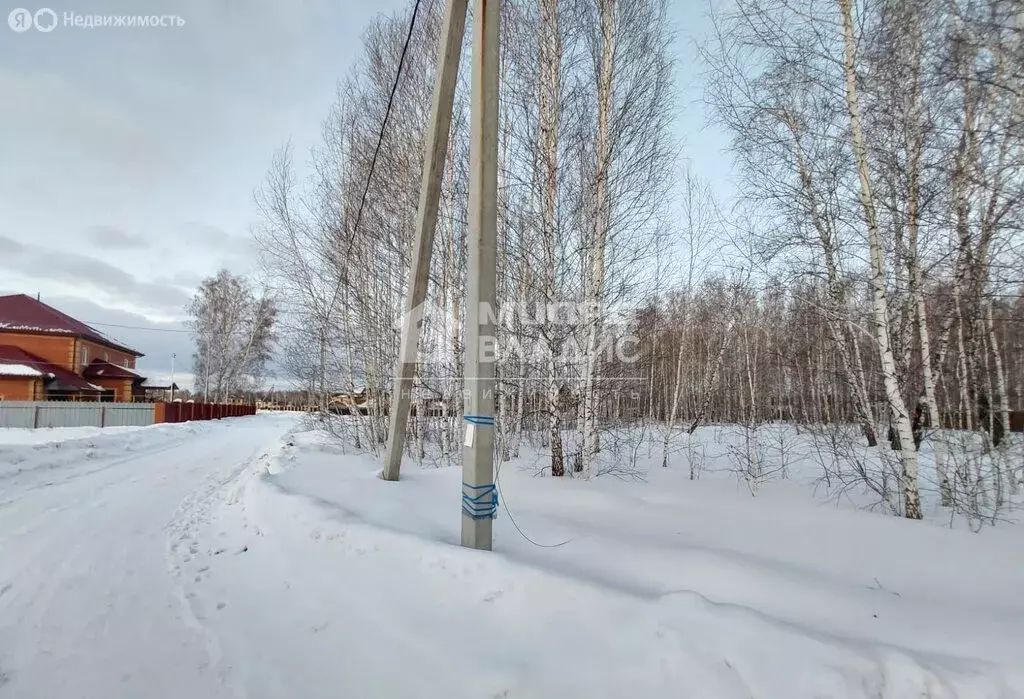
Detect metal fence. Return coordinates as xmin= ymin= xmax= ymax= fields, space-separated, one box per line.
xmin=0 ymin=401 xmax=157 ymax=429
xmin=159 ymin=402 xmax=256 ymax=422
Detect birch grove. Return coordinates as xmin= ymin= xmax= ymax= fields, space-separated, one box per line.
xmin=252 ymin=0 xmax=1023 ymax=523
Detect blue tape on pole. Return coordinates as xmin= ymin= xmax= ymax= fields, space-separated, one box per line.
xmin=462 ymin=482 xmax=498 ymax=519
xmin=464 ymin=414 xmax=495 ymax=426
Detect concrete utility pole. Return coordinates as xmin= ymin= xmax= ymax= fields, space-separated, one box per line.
xmin=461 ymin=0 xmax=500 ymax=550
xmin=382 ymin=0 xmax=470 ymax=482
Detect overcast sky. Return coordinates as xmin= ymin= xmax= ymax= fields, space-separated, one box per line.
xmin=0 ymin=0 xmax=733 ymax=388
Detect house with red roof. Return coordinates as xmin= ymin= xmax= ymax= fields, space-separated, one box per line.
xmin=0 ymin=294 xmax=148 ymax=402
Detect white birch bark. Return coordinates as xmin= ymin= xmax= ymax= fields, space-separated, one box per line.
xmin=580 ymin=0 xmax=615 ymax=477
xmin=539 ymin=0 xmax=565 ymax=477
xmin=838 ymin=0 xmax=920 ymax=519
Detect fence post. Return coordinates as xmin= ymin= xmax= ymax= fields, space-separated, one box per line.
xmin=33 ymin=405 xmax=40 ymax=429
xmin=100 ymin=406 xmax=106 ymax=428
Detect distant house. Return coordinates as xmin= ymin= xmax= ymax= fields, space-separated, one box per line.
xmin=0 ymin=294 xmax=148 ymax=402
xmin=137 ymin=379 xmax=179 ymax=402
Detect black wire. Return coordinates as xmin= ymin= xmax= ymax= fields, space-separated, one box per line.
xmin=494 ymin=455 xmax=573 ymax=549
xmin=349 ymin=0 xmax=421 ymax=253
xmin=84 ymin=322 xmax=190 ymax=333
xmin=322 ymin=0 xmax=423 ymax=320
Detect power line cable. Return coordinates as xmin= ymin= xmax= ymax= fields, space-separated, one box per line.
xmin=325 ymin=0 xmax=423 ymax=319
xmin=84 ymin=321 xmax=190 ymax=333
xmin=494 ymin=454 xmax=573 ymax=549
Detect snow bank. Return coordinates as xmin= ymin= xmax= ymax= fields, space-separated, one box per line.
xmin=0 ymin=424 xmax=147 ymax=446
xmin=0 ymin=421 xmax=214 ymax=481
xmin=170 ymin=424 xmax=1024 ymax=699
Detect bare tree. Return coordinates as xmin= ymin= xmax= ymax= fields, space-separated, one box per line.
xmin=188 ymin=269 xmax=277 ymax=402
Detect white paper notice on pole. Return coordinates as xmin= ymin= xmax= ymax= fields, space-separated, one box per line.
xmin=464 ymin=423 xmax=475 ymax=447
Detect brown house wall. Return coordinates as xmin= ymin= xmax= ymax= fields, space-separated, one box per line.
xmin=0 ymin=377 xmax=42 ymax=401
xmin=0 ymin=333 xmax=76 ymax=371
xmin=0 ymin=334 xmax=137 ymax=374
xmin=0 ymin=333 xmax=140 ymax=403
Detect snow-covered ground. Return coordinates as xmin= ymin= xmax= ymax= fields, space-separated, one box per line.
xmin=0 ymin=424 xmax=148 ymax=446
xmin=0 ymin=415 xmax=293 ymax=698
xmin=1 ymin=414 xmax=1022 ymax=698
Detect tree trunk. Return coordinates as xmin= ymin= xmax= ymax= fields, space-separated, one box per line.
xmin=662 ymin=333 xmax=687 ymax=468
xmin=839 ymin=0 xmax=920 ymax=519
xmin=986 ymin=301 xmax=1011 ymax=451
xmin=581 ymin=0 xmax=615 ymax=476
xmin=539 ymin=0 xmax=564 ymax=477
xmin=689 ymin=313 xmax=736 ymax=435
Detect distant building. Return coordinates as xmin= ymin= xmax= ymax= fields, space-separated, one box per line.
xmin=0 ymin=294 xmax=148 ymax=402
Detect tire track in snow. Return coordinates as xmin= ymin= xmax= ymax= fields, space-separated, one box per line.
xmin=0 ymin=414 xmax=299 ymax=699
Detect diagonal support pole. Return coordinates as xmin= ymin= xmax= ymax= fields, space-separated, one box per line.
xmin=382 ymin=0 xmax=469 ymax=482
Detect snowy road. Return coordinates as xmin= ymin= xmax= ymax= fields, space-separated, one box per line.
xmin=0 ymin=414 xmax=298 ymax=699
xmin=2 ymin=416 xmax=1022 ymax=699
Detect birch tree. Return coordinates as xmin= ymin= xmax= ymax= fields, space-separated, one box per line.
xmin=188 ymin=269 xmax=277 ymax=402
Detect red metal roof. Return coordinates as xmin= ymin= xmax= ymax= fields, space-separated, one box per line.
xmin=0 ymin=294 xmax=142 ymax=357
xmin=82 ymin=359 xmax=144 ymax=380
xmin=0 ymin=344 xmax=102 ymax=392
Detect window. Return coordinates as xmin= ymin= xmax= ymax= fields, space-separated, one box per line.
xmin=104 ymin=352 xmax=109 ymax=361
xmin=80 ymin=345 xmax=88 ymax=366
xmin=124 ymin=359 xmax=130 ymax=368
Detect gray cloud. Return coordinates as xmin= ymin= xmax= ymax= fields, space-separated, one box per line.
xmin=158 ymin=224 xmax=258 ymax=277
xmin=87 ymin=226 xmax=151 ymax=250
xmin=0 ymin=67 xmax=170 ymax=175
xmin=178 ymin=223 xmax=233 ymax=248
xmin=0 ymin=235 xmax=25 ymax=254
xmin=171 ymin=270 xmax=206 ymax=288
xmin=0 ymin=242 xmax=191 ymax=315
xmin=153 ymin=270 xmax=205 ymax=290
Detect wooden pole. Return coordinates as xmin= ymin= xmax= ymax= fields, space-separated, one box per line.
xmin=462 ymin=0 xmax=500 ymax=550
xmin=382 ymin=0 xmax=470 ymax=482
